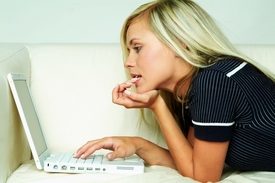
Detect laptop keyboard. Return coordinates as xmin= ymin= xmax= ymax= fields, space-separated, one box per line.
xmin=48 ymin=152 xmax=104 ymax=165
xmin=44 ymin=152 xmax=143 ymax=173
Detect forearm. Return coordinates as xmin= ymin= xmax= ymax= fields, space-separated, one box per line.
xmin=132 ymin=137 xmax=176 ymax=169
xmin=151 ymin=96 xmax=194 ymax=177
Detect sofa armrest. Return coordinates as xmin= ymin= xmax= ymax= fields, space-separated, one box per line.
xmin=0 ymin=44 xmax=32 ymax=183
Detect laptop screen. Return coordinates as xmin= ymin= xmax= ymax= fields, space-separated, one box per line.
xmin=13 ymin=79 xmax=47 ymax=156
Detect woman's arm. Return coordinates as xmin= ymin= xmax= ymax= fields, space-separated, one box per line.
xmin=133 ymin=137 xmax=176 ymax=168
xmin=112 ymin=80 xmax=229 ymax=182
xmin=113 ymin=86 xmax=229 ymax=181
xmin=76 ymin=80 xmax=229 ymax=182
xmin=152 ymin=96 xmax=229 ymax=182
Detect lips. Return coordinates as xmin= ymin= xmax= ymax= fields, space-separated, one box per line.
xmin=130 ymin=74 xmax=142 ymax=83
xmin=131 ymin=74 xmax=142 ymax=79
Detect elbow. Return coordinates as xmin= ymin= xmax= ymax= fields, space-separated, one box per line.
xmin=177 ymin=166 xmax=221 ymax=183
xmin=193 ymin=176 xmax=221 ymax=183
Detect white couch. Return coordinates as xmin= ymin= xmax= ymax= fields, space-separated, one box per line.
xmin=0 ymin=43 xmax=274 ymax=183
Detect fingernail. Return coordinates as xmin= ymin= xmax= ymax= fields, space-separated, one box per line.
xmin=124 ymin=90 xmax=131 ymax=96
xmin=80 ymin=154 xmax=85 ymax=159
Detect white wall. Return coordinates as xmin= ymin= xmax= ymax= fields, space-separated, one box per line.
xmin=0 ymin=0 xmax=274 ymax=44
xmin=196 ymin=0 xmax=275 ymax=45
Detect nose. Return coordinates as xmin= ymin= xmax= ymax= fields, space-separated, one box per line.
xmin=124 ymin=55 xmax=136 ymax=68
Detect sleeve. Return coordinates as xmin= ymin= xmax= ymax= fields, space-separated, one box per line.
xmin=189 ymin=70 xmax=242 ymax=142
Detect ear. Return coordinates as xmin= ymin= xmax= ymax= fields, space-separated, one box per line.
xmin=183 ymin=43 xmax=190 ymax=51
xmin=174 ymin=42 xmax=189 ymax=59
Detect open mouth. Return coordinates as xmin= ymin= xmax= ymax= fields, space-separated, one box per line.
xmin=131 ymin=74 xmax=142 ymax=83
xmin=132 ymin=74 xmax=142 ymax=79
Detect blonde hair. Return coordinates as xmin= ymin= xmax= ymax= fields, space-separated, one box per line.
xmin=120 ymin=0 xmax=274 ymax=133
xmin=121 ymin=0 xmax=274 ymax=77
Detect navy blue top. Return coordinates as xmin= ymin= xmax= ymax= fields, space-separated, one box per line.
xmin=187 ymin=57 xmax=275 ymax=171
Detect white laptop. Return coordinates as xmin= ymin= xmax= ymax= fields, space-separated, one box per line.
xmin=7 ymin=73 xmax=144 ymax=174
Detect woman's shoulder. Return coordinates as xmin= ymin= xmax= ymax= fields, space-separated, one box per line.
xmin=192 ymin=56 xmax=254 ymax=91
xmin=193 ymin=56 xmax=274 ymax=95
xmin=194 ymin=56 xmax=243 ymax=83
xmin=202 ymin=56 xmax=245 ymax=75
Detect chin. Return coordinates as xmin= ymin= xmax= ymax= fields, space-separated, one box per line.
xmin=135 ymin=89 xmax=144 ymax=94
xmin=136 ymin=86 xmax=155 ymax=94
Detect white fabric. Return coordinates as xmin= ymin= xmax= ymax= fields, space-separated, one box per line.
xmin=1 ymin=43 xmax=275 ymax=183
xmin=7 ymin=161 xmax=275 ymax=183
xmin=0 ymin=45 xmax=32 ymax=183
xmin=26 ymin=44 xmax=165 ymax=153
xmin=7 ymin=161 xmax=196 ymax=183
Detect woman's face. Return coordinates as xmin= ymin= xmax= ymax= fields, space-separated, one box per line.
xmin=125 ymin=17 xmax=184 ymax=93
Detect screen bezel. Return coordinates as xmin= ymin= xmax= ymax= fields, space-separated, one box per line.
xmin=7 ymin=73 xmax=50 ymax=169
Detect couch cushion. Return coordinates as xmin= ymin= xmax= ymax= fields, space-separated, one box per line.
xmin=7 ymin=161 xmax=194 ymax=183
xmin=6 ymin=43 xmax=275 ymax=183
xmin=8 ymin=160 xmax=275 ymax=183
xmin=26 ymin=44 xmax=165 ymax=153
xmin=0 ymin=45 xmax=32 ymax=183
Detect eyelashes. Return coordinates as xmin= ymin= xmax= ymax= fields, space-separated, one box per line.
xmin=126 ymin=43 xmax=142 ymax=54
xmin=133 ymin=46 xmax=142 ymax=53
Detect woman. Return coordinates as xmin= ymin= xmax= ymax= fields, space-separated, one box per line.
xmin=74 ymin=0 xmax=275 ymax=182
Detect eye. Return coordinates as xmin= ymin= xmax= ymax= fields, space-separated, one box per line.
xmin=133 ymin=45 xmax=142 ymax=53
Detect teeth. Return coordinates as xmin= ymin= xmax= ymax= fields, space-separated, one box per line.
xmin=131 ymin=77 xmax=139 ymax=82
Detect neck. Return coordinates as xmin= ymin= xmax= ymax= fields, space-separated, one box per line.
xmin=173 ymin=68 xmax=196 ymax=103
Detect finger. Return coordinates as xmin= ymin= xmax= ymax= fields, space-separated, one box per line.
xmin=115 ymin=94 xmax=145 ymax=108
xmin=118 ymin=83 xmax=133 ymax=93
xmin=113 ymin=78 xmax=139 ymax=97
xmin=78 ymin=142 xmax=105 ymax=159
xmin=112 ymin=85 xmax=120 ymax=101
xmin=112 ymin=87 xmax=129 ymax=104
xmin=112 ymin=82 xmax=133 ymax=101
xmin=123 ymin=90 xmax=151 ymax=103
xmin=74 ymin=139 xmax=100 ymax=158
xmin=78 ymin=138 xmax=115 ymax=159
xmin=107 ymin=147 xmax=127 ymax=160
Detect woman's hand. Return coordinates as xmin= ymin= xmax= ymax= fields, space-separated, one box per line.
xmin=74 ymin=137 xmax=139 ymax=160
xmin=112 ymin=79 xmax=159 ymax=109
xmin=74 ymin=136 xmax=176 ymax=169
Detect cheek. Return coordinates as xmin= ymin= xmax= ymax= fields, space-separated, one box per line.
xmin=136 ymin=48 xmax=175 ymax=92
xmin=138 ymin=49 xmax=161 ymax=73
xmin=136 ymin=65 xmax=171 ymax=93
xmin=135 ymin=79 xmax=155 ymax=93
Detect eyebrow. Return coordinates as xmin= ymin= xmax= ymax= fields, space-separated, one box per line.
xmin=128 ymin=38 xmax=139 ymax=47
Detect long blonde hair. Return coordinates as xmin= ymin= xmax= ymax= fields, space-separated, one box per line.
xmin=120 ymin=0 xmax=274 ymax=133
xmin=121 ymin=0 xmax=274 ymax=77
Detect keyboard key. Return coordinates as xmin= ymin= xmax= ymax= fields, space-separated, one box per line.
xmin=93 ymin=155 xmax=103 ymax=164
